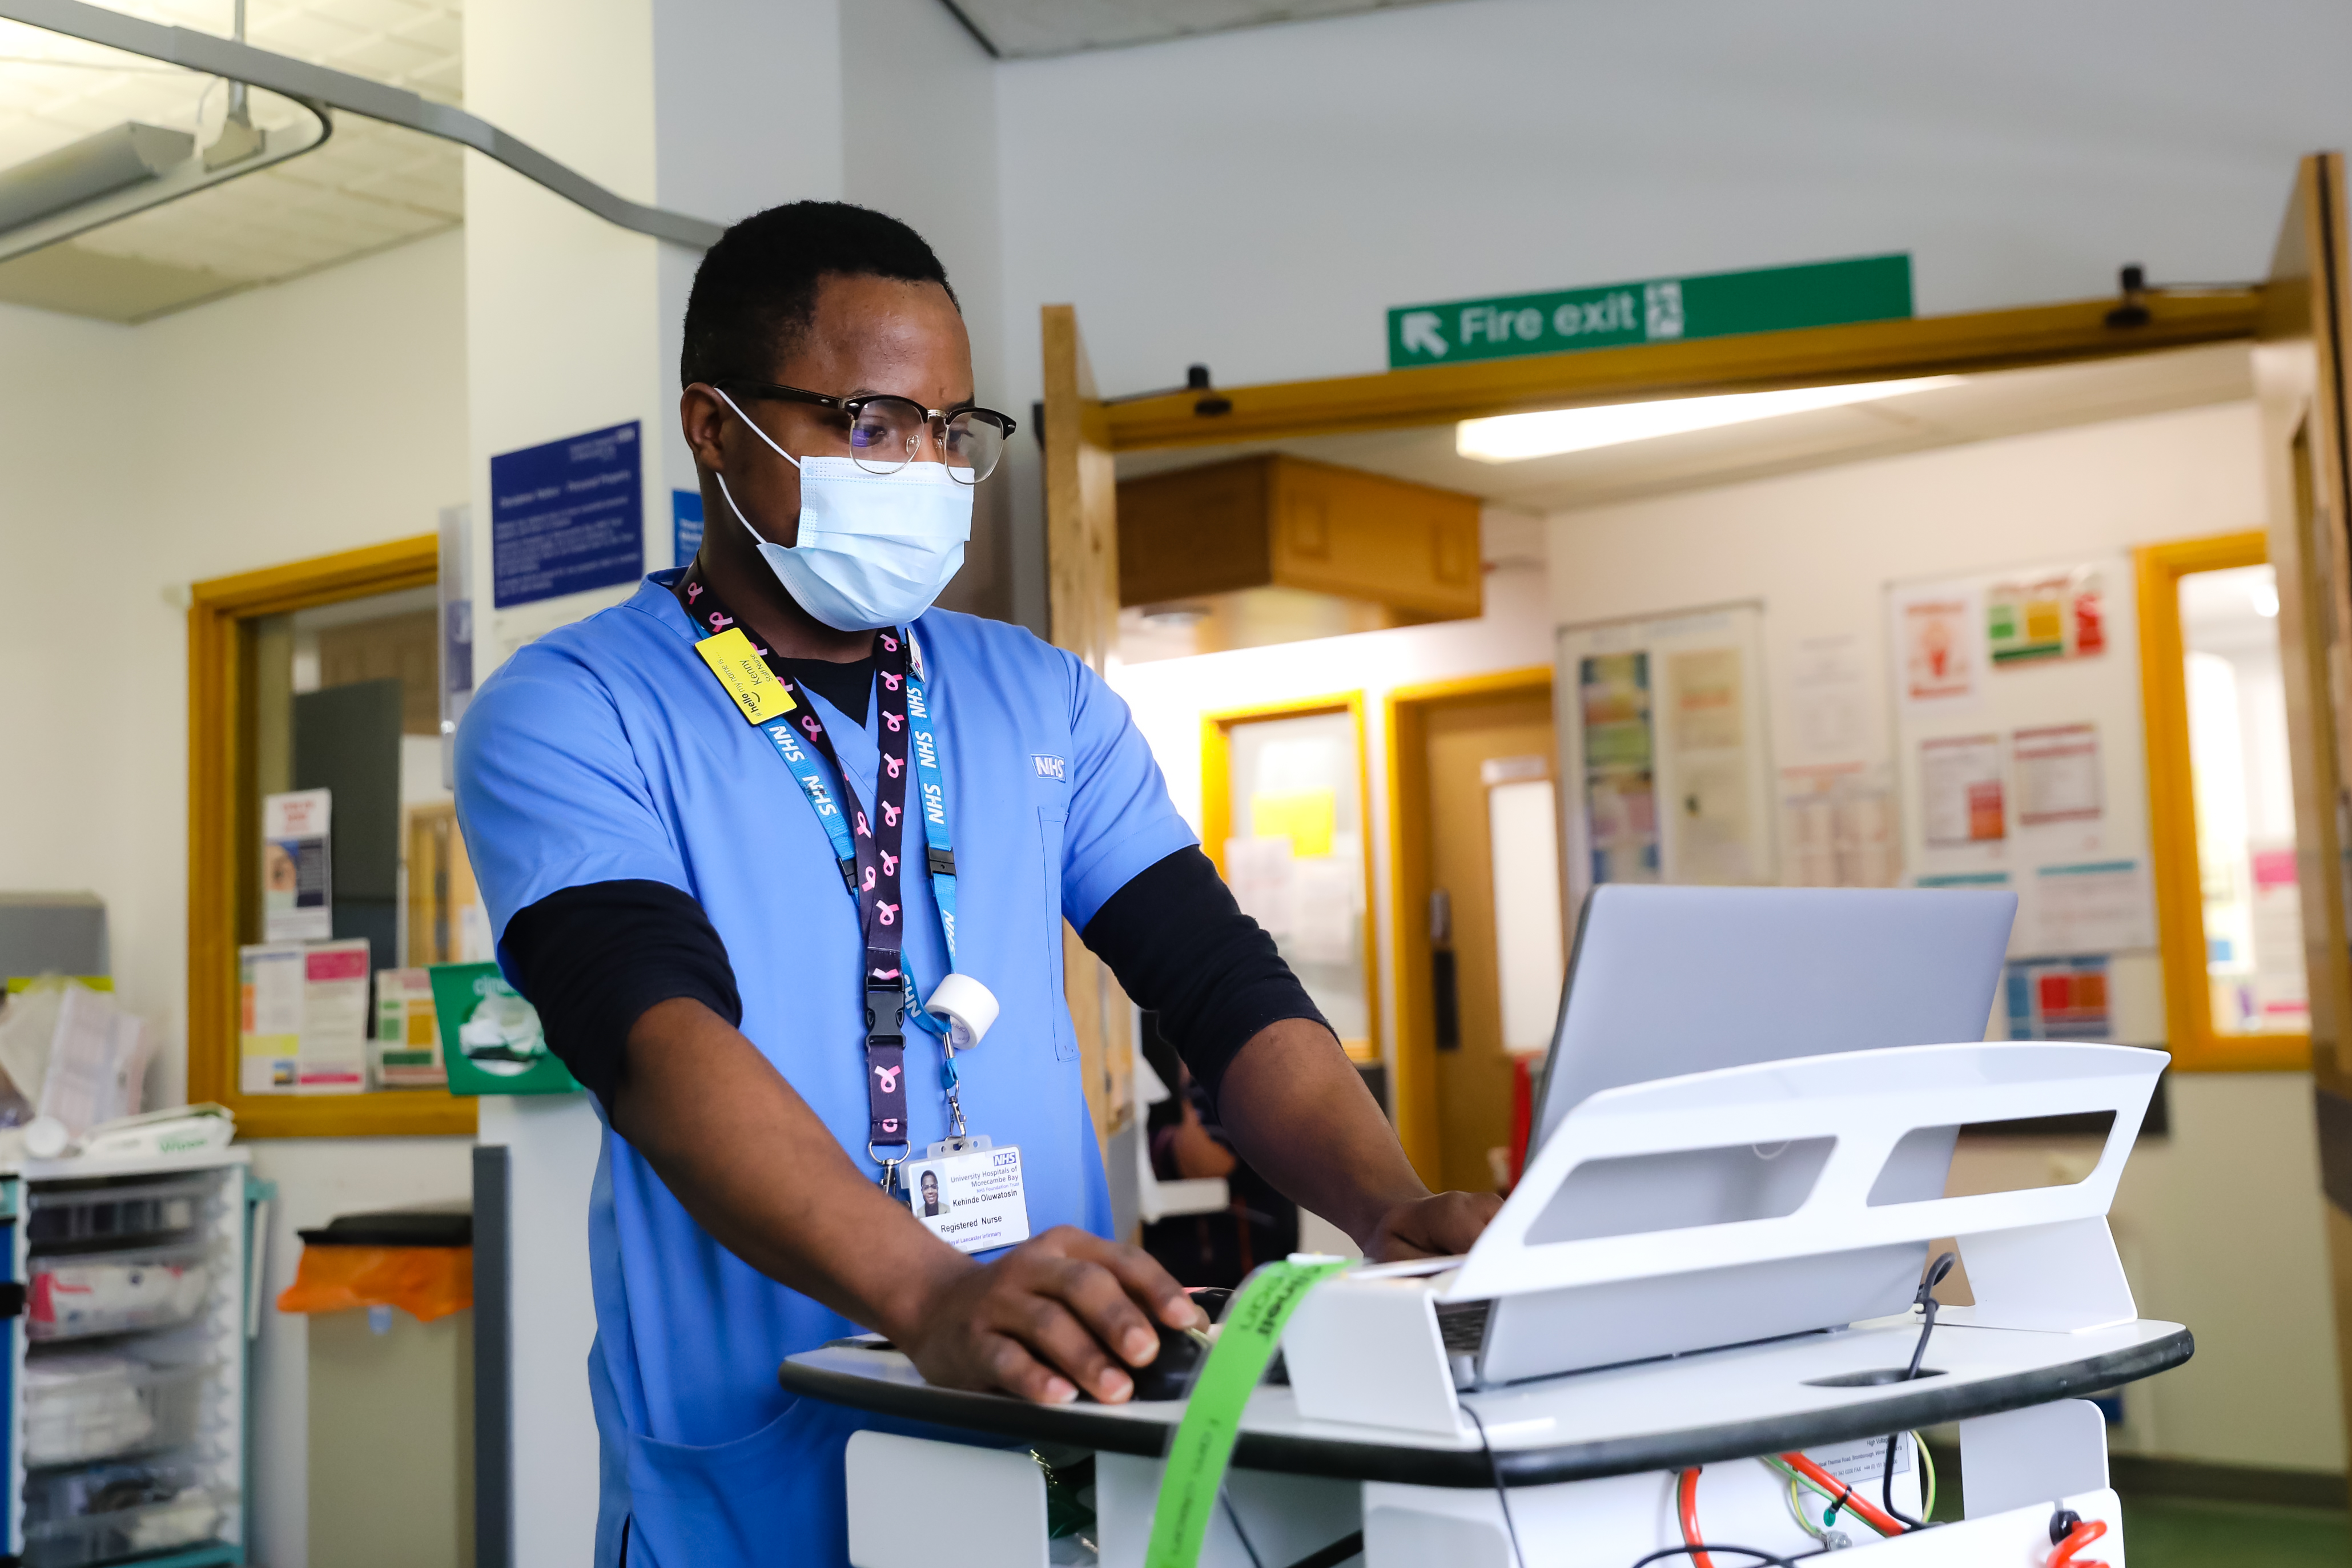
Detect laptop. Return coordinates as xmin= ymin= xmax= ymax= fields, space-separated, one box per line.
xmin=1439 ymin=883 xmax=2017 ymax=1385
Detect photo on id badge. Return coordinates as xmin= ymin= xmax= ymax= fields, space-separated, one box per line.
xmin=903 ymin=1136 xmax=1030 ymax=1253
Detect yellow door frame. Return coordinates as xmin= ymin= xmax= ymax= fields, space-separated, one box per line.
xmin=2137 ymin=530 xmax=2310 ymax=1072
xmin=1201 ymin=694 xmax=1381 ymax=1066
xmin=188 ymin=534 xmax=477 ymax=1139
xmin=1382 ymin=668 xmax=1555 ymax=1183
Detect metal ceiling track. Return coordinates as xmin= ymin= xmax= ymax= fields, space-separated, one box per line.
xmin=0 ymin=0 xmax=726 ymax=250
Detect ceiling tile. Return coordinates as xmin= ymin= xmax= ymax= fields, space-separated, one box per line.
xmin=0 ymin=0 xmax=465 ymax=320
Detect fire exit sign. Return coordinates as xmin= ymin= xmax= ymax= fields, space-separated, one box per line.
xmin=1386 ymin=254 xmax=1913 ymax=369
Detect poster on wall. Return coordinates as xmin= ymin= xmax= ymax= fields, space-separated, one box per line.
xmin=1779 ymin=762 xmax=1898 ymax=888
xmin=261 ymin=789 xmax=332 ymax=943
xmin=1786 ymin=633 xmax=1869 ymax=759
xmin=2005 ymin=955 xmax=2112 ymax=1040
xmin=1560 ymin=604 xmax=1774 ymax=908
xmin=1577 ymin=650 xmax=1661 ymax=885
xmin=1666 ymin=648 xmax=1755 ymax=883
xmin=1887 ymin=552 xmax=2156 ymax=964
xmin=1919 ymin=735 xmax=2005 ymax=849
xmin=1893 ymin=584 xmax=1983 ymax=711
xmin=2032 ymin=860 xmax=2155 ymax=953
xmin=2013 ymin=723 xmax=2103 ymax=827
xmin=1988 ymin=566 xmax=2105 ymax=665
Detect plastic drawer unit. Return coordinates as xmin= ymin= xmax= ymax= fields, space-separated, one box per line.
xmin=5 ymin=1151 xmax=262 ymax=1568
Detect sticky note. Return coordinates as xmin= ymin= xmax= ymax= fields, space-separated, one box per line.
xmin=1250 ymin=789 xmax=1337 ymax=858
xmin=695 ymin=628 xmax=797 ymax=725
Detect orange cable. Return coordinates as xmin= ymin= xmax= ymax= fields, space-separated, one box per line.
xmin=1774 ymin=1451 xmax=1907 ymax=1538
xmin=2049 ymin=1518 xmax=2109 ymax=1567
xmin=1675 ymin=1467 xmax=1716 ymax=1568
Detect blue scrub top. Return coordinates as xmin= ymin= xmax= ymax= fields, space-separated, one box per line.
xmin=455 ymin=572 xmax=1196 ymax=1567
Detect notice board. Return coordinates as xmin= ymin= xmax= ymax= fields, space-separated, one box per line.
xmin=1557 ymin=602 xmax=1776 ymax=914
xmin=1884 ymin=554 xmax=2156 ymax=963
xmin=490 ymin=420 xmax=644 ymax=610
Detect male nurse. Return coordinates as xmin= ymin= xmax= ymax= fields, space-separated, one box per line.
xmin=455 ymin=202 xmax=1501 ymax=1568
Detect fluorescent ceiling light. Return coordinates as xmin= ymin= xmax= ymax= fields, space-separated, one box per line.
xmin=1456 ymin=376 xmax=1965 ymax=463
xmin=0 ymin=122 xmax=192 ymax=235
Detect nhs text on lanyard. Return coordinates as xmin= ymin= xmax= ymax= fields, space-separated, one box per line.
xmin=682 ymin=574 xmax=1024 ymax=1253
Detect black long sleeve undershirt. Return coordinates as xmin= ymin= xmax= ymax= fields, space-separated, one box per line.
xmin=501 ymin=847 xmax=1325 ymax=1118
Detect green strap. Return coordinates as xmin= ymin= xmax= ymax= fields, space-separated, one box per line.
xmin=1144 ymin=1257 xmax=1352 ymax=1568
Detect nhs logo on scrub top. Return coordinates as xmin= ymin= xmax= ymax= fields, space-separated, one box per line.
xmin=1033 ymin=755 xmax=1066 ymax=782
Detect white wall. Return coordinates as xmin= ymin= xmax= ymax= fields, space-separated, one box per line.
xmin=0 ymin=230 xmax=476 ymax=1565
xmin=842 ymin=0 xmax=1025 ymax=623
xmin=0 ymin=229 xmax=469 ymax=1104
xmin=992 ymin=0 xmax=2352 ymax=407
xmin=1545 ymin=400 xmax=2342 ymax=1472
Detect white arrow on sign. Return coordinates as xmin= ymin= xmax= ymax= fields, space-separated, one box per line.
xmin=1400 ymin=311 xmax=1448 ymax=359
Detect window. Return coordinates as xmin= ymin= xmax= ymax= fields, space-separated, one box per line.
xmin=1202 ymin=698 xmax=1379 ymax=1063
xmin=190 ymin=536 xmax=477 ymax=1136
xmin=2138 ymin=533 xmax=2307 ymax=1071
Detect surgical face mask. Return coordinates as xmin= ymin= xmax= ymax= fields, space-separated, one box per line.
xmin=709 ymin=385 xmax=971 ymax=632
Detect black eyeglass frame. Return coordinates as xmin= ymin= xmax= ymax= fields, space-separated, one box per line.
xmin=711 ymin=377 xmax=1018 ymax=474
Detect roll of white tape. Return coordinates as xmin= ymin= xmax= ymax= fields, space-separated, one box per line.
xmin=23 ymin=1116 xmax=69 ymax=1160
xmin=926 ymin=973 xmax=999 ymax=1050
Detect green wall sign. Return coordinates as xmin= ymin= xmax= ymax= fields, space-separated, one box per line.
xmin=1385 ymin=254 xmax=1913 ymax=369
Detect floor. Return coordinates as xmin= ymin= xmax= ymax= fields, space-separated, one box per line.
xmin=2118 ymin=1495 xmax=2350 ymax=1567
xmin=1921 ymin=1442 xmax=2349 ymax=1565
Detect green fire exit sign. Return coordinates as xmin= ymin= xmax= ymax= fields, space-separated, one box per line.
xmin=1386 ymin=254 xmax=1913 ymax=369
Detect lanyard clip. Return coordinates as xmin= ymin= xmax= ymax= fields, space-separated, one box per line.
xmin=926 ymin=846 xmax=956 ymax=877
xmin=863 ymin=981 xmax=906 ymax=1047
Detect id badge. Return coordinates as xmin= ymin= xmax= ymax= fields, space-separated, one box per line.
xmin=902 ymin=1135 xmax=1031 ymax=1254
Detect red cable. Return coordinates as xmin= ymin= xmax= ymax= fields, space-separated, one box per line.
xmin=1774 ymin=1452 xmax=1908 ymax=1537
xmin=2049 ymin=1518 xmax=2109 ymax=1567
xmin=1675 ymin=1468 xmax=1715 ymax=1568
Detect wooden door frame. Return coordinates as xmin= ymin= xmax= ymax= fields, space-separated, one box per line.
xmin=188 ymin=534 xmax=477 ymax=1139
xmin=2137 ymin=530 xmax=2310 ymax=1072
xmin=1382 ymin=668 xmax=1554 ymax=1183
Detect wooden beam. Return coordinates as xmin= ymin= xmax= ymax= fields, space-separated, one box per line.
xmin=1107 ymin=290 xmax=2263 ymax=452
xmin=1040 ymin=304 xmax=1135 ymax=1155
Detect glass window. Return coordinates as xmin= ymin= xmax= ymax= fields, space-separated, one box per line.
xmin=1219 ymin=710 xmax=1373 ymax=1058
xmin=239 ymin=585 xmax=486 ymax=1095
xmin=2178 ymin=564 xmax=2306 ymax=1036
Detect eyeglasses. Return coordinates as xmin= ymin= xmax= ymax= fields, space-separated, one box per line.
xmin=714 ymin=379 xmax=1017 ymax=484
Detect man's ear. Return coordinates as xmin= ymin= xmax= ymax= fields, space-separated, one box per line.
xmin=680 ymin=384 xmax=730 ymax=470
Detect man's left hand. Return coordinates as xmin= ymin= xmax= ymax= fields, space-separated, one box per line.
xmin=1365 ymin=1190 xmax=1503 ymax=1261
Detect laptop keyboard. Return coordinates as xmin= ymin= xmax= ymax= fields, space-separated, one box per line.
xmin=1437 ymin=1297 xmax=1492 ymax=1355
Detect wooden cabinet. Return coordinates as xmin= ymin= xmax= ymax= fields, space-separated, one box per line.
xmin=1117 ymin=454 xmax=1482 ymax=634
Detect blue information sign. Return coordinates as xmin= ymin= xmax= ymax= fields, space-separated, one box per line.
xmin=672 ymin=488 xmax=705 ymax=569
xmin=490 ymin=421 xmax=644 ymax=609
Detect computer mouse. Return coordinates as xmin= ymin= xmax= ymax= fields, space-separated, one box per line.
xmin=1127 ymin=1318 xmax=1208 ymax=1402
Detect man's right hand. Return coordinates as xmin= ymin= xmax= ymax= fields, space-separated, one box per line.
xmin=893 ymin=1226 xmax=1208 ymax=1405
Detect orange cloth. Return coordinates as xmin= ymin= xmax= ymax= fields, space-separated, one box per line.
xmin=277 ymin=1245 xmax=473 ymax=1323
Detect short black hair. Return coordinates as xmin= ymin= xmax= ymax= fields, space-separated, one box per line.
xmin=680 ymin=201 xmax=957 ymax=389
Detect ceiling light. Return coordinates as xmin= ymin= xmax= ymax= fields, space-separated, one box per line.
xmin=2251 ymin=578 xmax=2279 ymax=619
xmin=0 ymin=122 xmax=192 ymax=234
xmin=1455 ymin=376 xmax=1965 ymax=463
